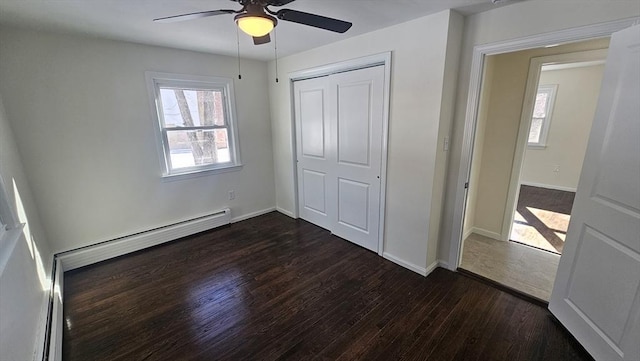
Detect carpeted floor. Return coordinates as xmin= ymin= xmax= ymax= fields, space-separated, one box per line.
xmin=510 ymin=185 xmax=576 ymax=254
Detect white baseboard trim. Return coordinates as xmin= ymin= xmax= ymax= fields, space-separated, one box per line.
xmin=382 ymin=252 xmax=427 ymax=276
xmin=520 ymin=181 xmax=577 ymax=193
xmin=57 ymin=209 xmax=231 ymax=271
xmin=276 ymin=207 xmax=295 ymax=218
xmin=462 ymin=228 xmax=473 ymax=242
xmin=230 ymin=207 xmax=276 ymax=223
xmin=426 ymin=260 xmax=452 ymax=274
xmin=425 ymin=260 xmax=440 ymax=276
xmin=437 ymin=260 xmax=452 ymax=271
xmin=470 ymin=227 xmax=502 ymax=241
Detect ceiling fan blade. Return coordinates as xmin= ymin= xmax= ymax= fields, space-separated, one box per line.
xmin=253 ymin=34 xmax=271 ymax=45
xmin=266 ymin=0 xmax=297 ymax=6
xmin=154 ymin=9 xmax=236 ymax=23
xmin=276 ymin=9 xmax=352 ymax=33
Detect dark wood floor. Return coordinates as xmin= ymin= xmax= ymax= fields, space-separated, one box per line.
xmin=64 ymin=212 xmax=591 ymax=361
xmin=513 ymin=185 xmax=576 ymax=254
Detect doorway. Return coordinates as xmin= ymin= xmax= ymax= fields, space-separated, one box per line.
xmin=505 ymin=50 xmax=608 ymax=256
xmin=458 ymin=39 xmax=609 ymax=301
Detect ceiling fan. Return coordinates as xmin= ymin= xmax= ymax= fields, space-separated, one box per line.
xmin=154 ymin=0 xmax=353 ymax=45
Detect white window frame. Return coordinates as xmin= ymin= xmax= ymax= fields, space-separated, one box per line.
xmin=145 ymin=72 xmax=242 ymax=178
xmin=0 ymin=174 xmax=18 ymax=239
xmin=528 ymin=84 xmax=558 ymax=149
xmin=0 ymin=173 xmax=25 ymax=274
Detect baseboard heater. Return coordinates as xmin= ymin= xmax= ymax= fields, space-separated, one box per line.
xmin=57 ymin=208 xmax=231 ymax=271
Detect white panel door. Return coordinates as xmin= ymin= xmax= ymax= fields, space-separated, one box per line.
xmin=294 ymin=65 xmax=385 ymax=252
xmin=549 ymin=25 xmax=640 ymax=361
xmin=329 ymin=66 xmax=385 ymax=251
xmin=294 ymin=76 xmax=332 ymax=230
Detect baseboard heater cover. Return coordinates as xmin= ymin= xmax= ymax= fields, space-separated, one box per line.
xmin=57 ymin=208 xmax=231 ymax=271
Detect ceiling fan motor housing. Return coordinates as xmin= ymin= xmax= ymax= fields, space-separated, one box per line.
xmin=235 ymin=4 xmax=278 ymax=37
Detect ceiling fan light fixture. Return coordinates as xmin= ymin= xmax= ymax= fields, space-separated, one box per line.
xmin=235 ymin=13 xmax=276 ymax=37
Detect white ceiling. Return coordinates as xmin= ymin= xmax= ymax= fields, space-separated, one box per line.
xmin=0 ymin=0 xmax=516 ymax=61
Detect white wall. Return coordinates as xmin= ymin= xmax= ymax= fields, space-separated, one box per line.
xmin=438 ymin=0 xmax=640 ymax=262
xmin=0 ymin=95 xmax=53 ymax=361
xmin=521 ymin=64 xmax=605 ymax=190
xmin=0 ymin=27 xmax=276 ymax=253
xmin=268 ymin=10 xmax=463 ymax=273
xmin=427 ymin=12 xmax=464 ymax=268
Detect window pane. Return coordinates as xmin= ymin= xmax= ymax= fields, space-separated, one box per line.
xmin=166 ymin=129 xmax=231 ymax=169
xmin=159 ymin=88 xmax=226 ymax=128
xmin=533 ymin=92 xmax=548 ymax=118
xmin=529 ymin=117 xmax=543 ymax=143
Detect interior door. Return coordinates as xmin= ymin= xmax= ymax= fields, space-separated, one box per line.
xmin=329 ymin=66 xmax=384 ymax=252
xmin=549 ymin=25 xmax=640 ymax=361
xmin=294 ymin=65 xmax=385 ymax=252
xmin=294 ymin=76 xmax=332 ymax=230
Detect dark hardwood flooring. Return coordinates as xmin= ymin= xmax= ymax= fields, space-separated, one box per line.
xmin=63 ymin=212 xmax=591 ymax=361
xmin=513 ymin=185 xmax=576 ymax=254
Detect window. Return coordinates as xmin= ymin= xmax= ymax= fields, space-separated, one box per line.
xmin=0 ymin=174 xmax=19 ymax=246
xmin=146 ymin=72 xmax=241 ymax=177
xmin=528 ymin=84 xmax=557 ymax=148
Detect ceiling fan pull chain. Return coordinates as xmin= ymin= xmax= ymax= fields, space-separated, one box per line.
xmin=236 ymin=26 xmax=242 ymax=80
xmin=274 ymin=28 xmax=279 ymax=83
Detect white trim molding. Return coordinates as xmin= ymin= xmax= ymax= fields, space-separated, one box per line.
xmin=462 ymin=227 xmax=474 ymax=244
xmin=437 ymin=260 xmax=450 ymax=271
xmin=383 ymin=252 xmax=427 ymax=276
xmin=382 ymin=253 xmax=447 ymax=277
xmin=425 ymin=260 xmax=441 ymax=276
xmin=288 ymin=52 xmax=391 ymax=81
xmin=462 ymin=227 xmax=503 ymax=243
xmin=470 ymin=227 xmax=503 ymax=242
xmin=230 ymin=207 xmax=276 ymax=223
xmin=447 ymin=17 xmax=639 ymax=271
xmin=519 ymin=181 xmax=577 ymax=193
xmin=276 ymin=207 xmax=296 ymax=219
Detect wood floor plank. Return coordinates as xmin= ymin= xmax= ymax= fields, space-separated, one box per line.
xmin=63 ymin=212 xmax=593 ymax=361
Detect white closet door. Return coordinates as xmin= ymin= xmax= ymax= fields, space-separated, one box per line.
xmin=294 ymin=76 xmax=332 ymax=230
xmin=294 ymin=65 xmax=385 ymax=253
xmin=548 ymin=24 xmax=640 ymax=361
xmin=329 ymin=66 xmax=385 ymax=252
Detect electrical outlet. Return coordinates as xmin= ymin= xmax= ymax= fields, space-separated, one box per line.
xmin=228 ymin=190 xmax=235 ymax=200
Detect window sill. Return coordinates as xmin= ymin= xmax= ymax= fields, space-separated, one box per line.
xmin=527 ymin=144 xmax=547 ymax=150
xmin=161 ymin=164 xmax=243 ymax=182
